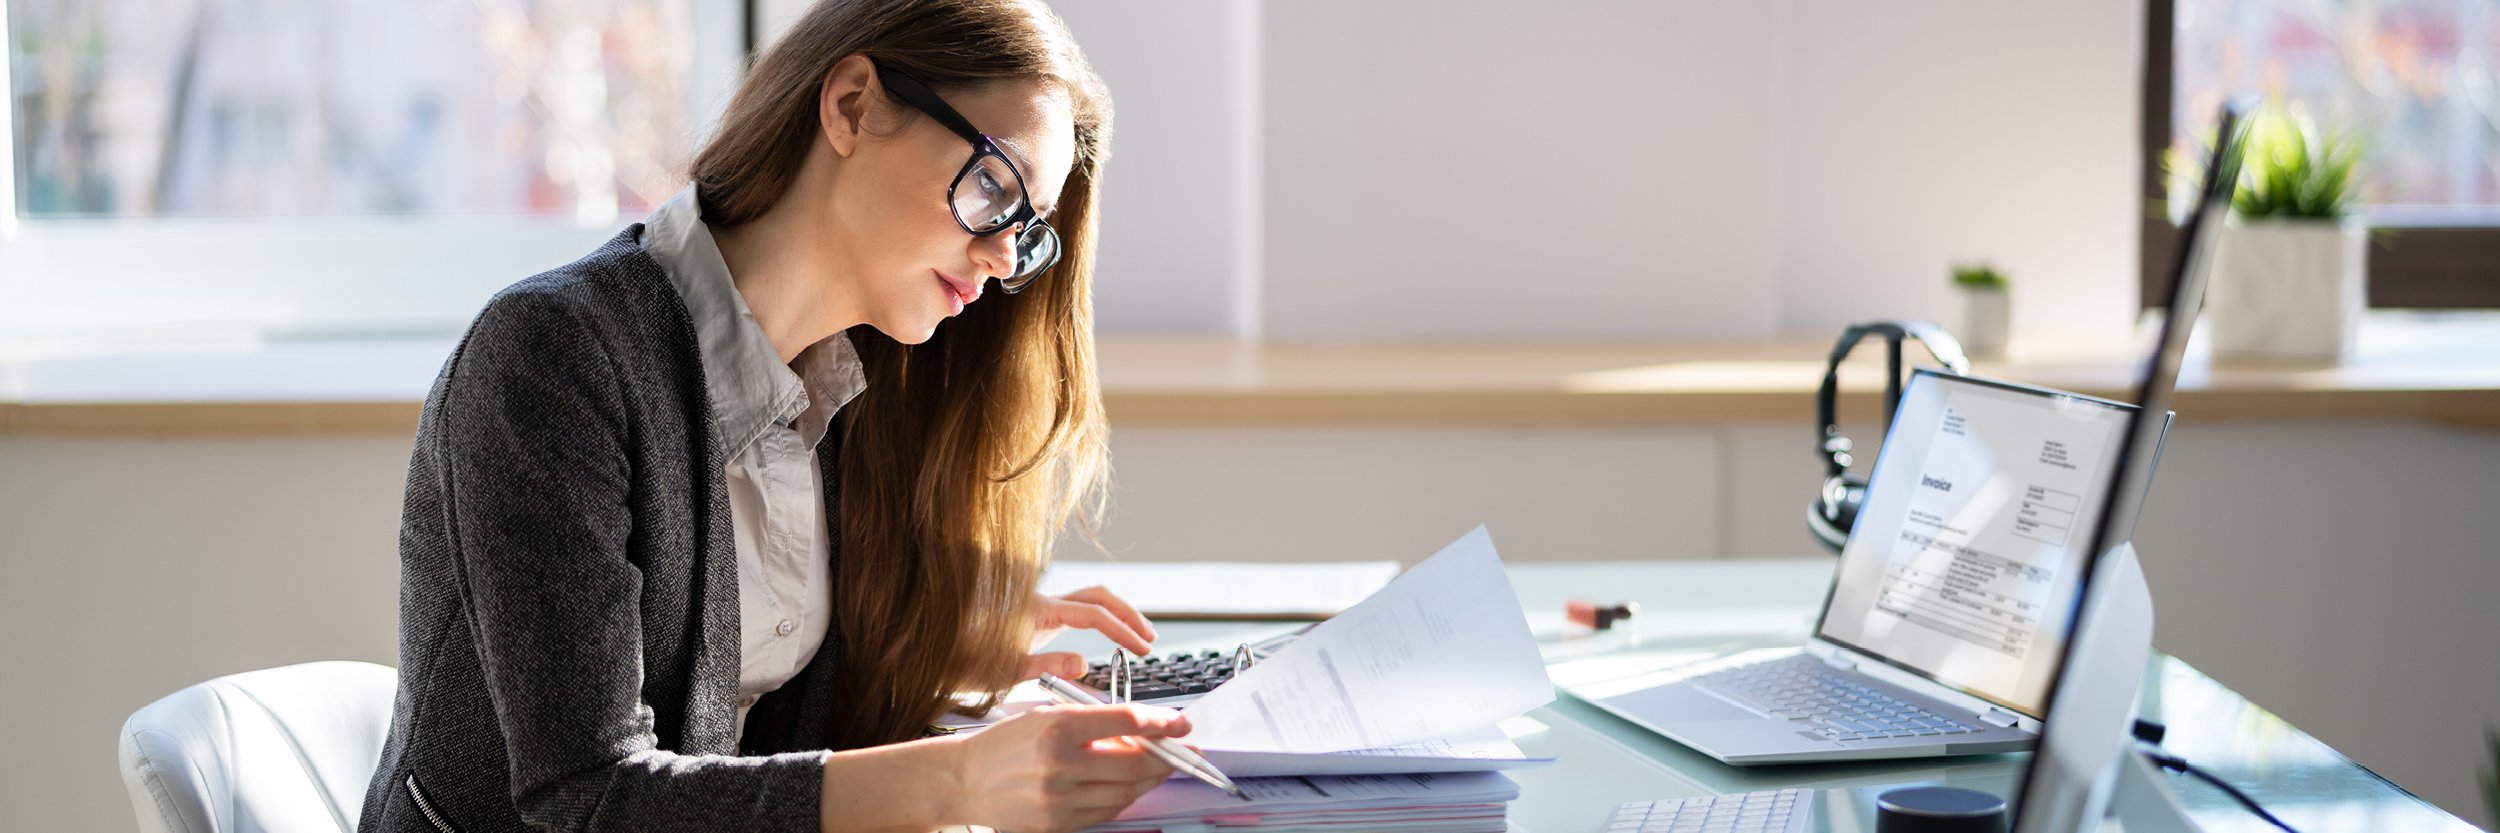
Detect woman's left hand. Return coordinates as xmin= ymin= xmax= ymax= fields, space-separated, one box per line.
xmin=1022 ymin=586 xmax=1158 ymax=680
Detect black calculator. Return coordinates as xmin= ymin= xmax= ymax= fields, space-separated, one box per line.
xmin=1073 ymin=628 xmax=1309 ymax=703
xmin=1078 ymin=648 xmax=1242 ymax=701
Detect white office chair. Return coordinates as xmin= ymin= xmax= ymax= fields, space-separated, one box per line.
xmin=119 ymin=661 xmax=398 ymax=833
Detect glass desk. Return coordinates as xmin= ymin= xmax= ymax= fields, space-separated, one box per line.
xmin=1041 ymin=558 xmax=2476 ymax=832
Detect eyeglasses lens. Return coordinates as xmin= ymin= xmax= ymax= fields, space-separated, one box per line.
xmin=952 ymin=155 xmax=1024 ymax=232
xmin=1003 ymin=223 xmax=1059 ymax=289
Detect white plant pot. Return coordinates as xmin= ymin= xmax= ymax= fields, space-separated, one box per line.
xmin=2206 ymin=218 xmax=2367 ymax=361
xmin=1954 ymin=287 xmax=2009 ymax=360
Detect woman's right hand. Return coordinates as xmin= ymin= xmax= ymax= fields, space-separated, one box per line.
xmin=945 ymin=703 xmax=1190 ymax=833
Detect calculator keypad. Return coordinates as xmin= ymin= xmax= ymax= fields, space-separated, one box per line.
xmin=1081 ymin=649 xmax=1239 ymax=701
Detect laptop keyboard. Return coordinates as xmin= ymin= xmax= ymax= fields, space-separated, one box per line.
xmin=1692 ymin=655 xmax=1985 ymax=741
xmin=1604 ymin=788 xmax=1813 ymax=833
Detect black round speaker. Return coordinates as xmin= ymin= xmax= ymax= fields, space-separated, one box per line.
xmin=1874 ymin=786 xmax=2007 ymax=833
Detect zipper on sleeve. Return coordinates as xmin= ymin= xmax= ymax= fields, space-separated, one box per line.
xmin=404 ymin=774 xmax=463 ymax=833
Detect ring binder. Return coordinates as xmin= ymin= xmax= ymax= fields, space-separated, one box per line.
xmin=1101 ymin=643 xmax=1258 ymax=704
xmin=1109 ymin=648 xmax=1135 ymax=704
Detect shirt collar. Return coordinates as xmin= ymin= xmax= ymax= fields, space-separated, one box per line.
xmin=643 ymin=188 xmax=868 ymax=460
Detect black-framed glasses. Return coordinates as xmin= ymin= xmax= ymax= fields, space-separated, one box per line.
xmin=877 ymin=66 xmax=1060 ymax=293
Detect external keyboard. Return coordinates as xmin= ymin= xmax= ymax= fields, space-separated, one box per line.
xmin=1692 ymin=655 xmax=1984 ymax=741
xmin=1604 ymin=788 xmax=1814 ymax=833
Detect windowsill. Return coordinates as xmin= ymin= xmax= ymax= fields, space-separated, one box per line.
xmin=4 ymin=311 xmax=2497 ymax=435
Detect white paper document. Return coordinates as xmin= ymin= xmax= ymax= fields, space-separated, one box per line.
xmin=1038 ymin=560 xmax=1401 ymax=618
xmin=1178 ymin=526 xmax=1554 ymax=753
xmin=1198 ymin=724 xmax=1554 ymax=778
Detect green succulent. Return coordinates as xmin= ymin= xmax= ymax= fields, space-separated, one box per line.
xmin=2232 ymin=103 xmax=2363 ymax=220
xmin=1951 ymin=263 xmax=2009 ymax=291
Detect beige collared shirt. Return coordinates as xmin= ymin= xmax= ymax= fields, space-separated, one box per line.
xmin=643 ymin=188 xmax=867 ymax=742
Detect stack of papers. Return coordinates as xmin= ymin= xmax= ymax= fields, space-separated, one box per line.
xmin=1080 ymin=526 xmax=1553 ymax=833
xmin=1199 ymin=724 xmax=1545 ymax=778
xmin=1085 ymin=771 xmax=1519 ymax=833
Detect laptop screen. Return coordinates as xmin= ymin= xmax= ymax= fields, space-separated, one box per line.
xmin=1813 ymin=370 xmax=2138 ymax=717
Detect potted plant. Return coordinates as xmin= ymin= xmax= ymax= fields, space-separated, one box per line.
xmin=2205 ymin=103 xmax=2367 ymax=361
xmin=1950 ymin=262 xmax=2010 ymax=360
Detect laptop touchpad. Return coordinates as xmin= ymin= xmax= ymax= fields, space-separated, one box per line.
xmin=1600 ymin=683 xmax=1757 ymax=722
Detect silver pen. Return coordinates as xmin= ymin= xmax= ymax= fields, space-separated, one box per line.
xmin=1035 ymin=673 xmax=1245 ymax=799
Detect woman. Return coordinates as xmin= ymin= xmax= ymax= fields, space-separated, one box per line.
xmin=358 ymin=2 xmax=1183 ymax=831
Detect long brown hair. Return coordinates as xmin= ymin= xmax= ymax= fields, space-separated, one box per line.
xmin=688 ymin=0 xmax=1112 ymax=750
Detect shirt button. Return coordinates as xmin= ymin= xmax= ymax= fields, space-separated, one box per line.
xmin=775 ymin=619 xmax=796 ymax=637
xmin=737 ymin=694 xmax=758 ymax=708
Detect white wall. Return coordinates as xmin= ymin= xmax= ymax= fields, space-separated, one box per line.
xmin=0 ymin=437 xmax=409 ymax=833
xmin=952 ymin=1 xmax=2146 ymax=342
xmin=1259 ymin=3 xmax=1792 ymax=341
xmin=1262 ymin=0 xmax=2145 ymax=343
xmin=1051 ymin=0 xmax=1262 ymax=336
xmin=1777 ymin=4 xmax=2144 ymax=343
xmin=1072 ymin=425 xmax=1728 ymax=562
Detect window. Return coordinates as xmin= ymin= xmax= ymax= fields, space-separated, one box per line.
xmin=2143 ymin=0 xmax=2500 ymax=308
xmin=2 ymin=0 xmax=746 ymax=341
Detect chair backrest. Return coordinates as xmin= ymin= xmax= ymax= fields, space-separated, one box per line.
xmin=119 ymin=661 xmax=398 ymax=833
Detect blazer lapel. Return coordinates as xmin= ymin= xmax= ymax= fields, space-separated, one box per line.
xmin=674 ymin=302 xmax=744 ymax=756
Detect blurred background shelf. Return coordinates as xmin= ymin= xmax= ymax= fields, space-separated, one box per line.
xmin=7 ymin=312 xmax=2497 ymax=435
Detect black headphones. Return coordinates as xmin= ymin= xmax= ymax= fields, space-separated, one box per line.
xmin=1808 ymin=320 xmax=1972 ymax=553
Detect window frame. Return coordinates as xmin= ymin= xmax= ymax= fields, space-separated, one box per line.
xmin=2140 ymin=0 xmax=2500 ymax=310
xmin=0 ymin=1 xmax=754 ymax=342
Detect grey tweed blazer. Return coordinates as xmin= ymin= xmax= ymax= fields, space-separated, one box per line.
xmin=359 ymin=227 xmax=853 ymax=833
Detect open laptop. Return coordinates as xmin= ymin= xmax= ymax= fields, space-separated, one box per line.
xmin=1605 ymin=370 xmax=2199 ymax=828
xmin=1564 ymin=371 xmax=2166 ymax=765
xmin=1560 ymin=98 xmax=2256 ymax=769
